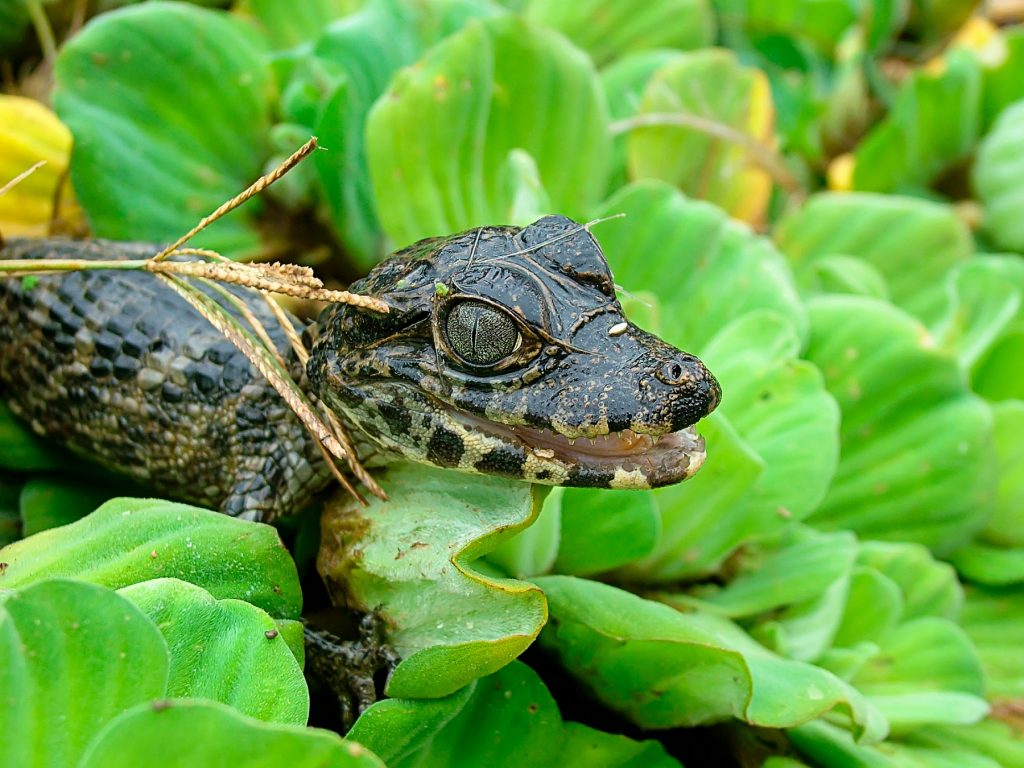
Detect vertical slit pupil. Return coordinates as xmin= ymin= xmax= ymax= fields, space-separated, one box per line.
xmin=446 ymin=301 xmax=518 ymax=365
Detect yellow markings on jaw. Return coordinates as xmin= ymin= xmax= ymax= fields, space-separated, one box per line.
xmin=609 ymin=467 xmax=651 ymax=489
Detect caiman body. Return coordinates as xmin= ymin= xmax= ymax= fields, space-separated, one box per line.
xmin=0 ymin=216 xmax=720 ymax=519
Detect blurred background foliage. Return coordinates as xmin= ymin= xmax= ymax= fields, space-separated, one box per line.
xmin=1 ymin=0 xmax=1024 ymax=766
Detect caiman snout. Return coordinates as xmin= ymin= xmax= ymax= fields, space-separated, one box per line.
xmin=652 ymin=351 xmax=721 ymax=420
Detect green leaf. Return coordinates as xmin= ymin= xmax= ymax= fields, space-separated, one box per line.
xmin=235 ymin=0 xmax=361 ymax=48
xmin=536 ymin=576 xmax=887 ymax=740
xmin=850 ymin=49 xmax=981 ymax=194
xmin=594 ymin=180 xmax=806 ymax=354
xmin=714 ymin=0 xmax=861 ymax=58
xmin=297 ymin=0 xmax=502 ymax=267
xmin=367 ymin=14 xmax=611 ymax=249
xmin=619 ymin=411 xmax=764 ymax=581
xmin=53 ymin=2 xmax=273 ymax=256
xmin=932 ymin=256 xmax=1024 ymax=371
xmin=775 ymin=192 xmax=974 ymax=325
xmin=808 ymin=255 xmax=891 ymax=302
xmin=981 ymin=27 xmax=1024 ymax=131
xmin=19 ymin=476 xmax=114 ymax=536
xmin=960 ymin=586 xmax=1024 ymax=700
xmin=911 ymin=719 xmax=1024 ymax=768
xmin=832 ymin=566 xmax=904 ymax=649
xmin=557 ymin=722 xmax=682 ymax=768
xmin=554 ymin=487 xmax=660 ymax=576
xmin=904 ymin=0 xmax=979 ymax=47
xmin=868 ymin=692 xmax=988 ymax=733
xmin=0 ymin=498 xmax=301 ymax=618
xmin=950 ymin=542 xmax=1024 ymax=587
xmin=80 ymin=698 xmax=384 ymax=767
xmin=853 ymin=617 xmax=985 ymax=698
xmin=352 ymin=659 xmax=682 ymax=768
xmin=974 ymin=99 xmax=1024 ymax=253
xmin=119 ymin=579 xmax=308 ymax=724
xmin=696 ymin=528 xmax=857 ymax=618
xmin=0 ymin=401 xmax=63 ymax=471
xmin=601 ymin=50 xmax=687 ymax=194
xmin=523 ymin=0 xmax=714 ymax=66
xmin=790 ymin=719 xmax=1001 ymax=768
xmin=855 ymin=540 xmax=962 ymax=621
xmin=983 ymin=400 xmax=1024 ymax=547
xmin=318 ymin=464 xmax=546 ymax=698
xmin=626 ymin=48 xmax=776 ymax=225
xmin=0 ymin=579 xmax=169 ymax=768
xmin=973 ymin=331 xmax=1024 ymax=401
xmin=620 ymin=309 xmax=838 ymax=582
xmin=350 ymin=661 xmax=563 ymax=766
xmin=804 ymin=296 xmax=995 ymax=553
xmin=486 ymin=486 xmax=560 ymax=578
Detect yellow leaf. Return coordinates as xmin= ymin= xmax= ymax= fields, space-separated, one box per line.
xmin=0 ymin=95 xmax=83 ymax=237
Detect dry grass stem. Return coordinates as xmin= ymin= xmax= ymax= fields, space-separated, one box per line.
xmin=157 ymin=272 xmax=385 ymax=502
xmin=0 ymin=162 xmax=46 ymax=197
xmin=146 ymin=259 xmax=390 ymax=313
xmin=152 ymin=137 xmax=320 ymax=262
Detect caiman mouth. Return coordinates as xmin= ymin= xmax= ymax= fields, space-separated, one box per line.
xmin=448 ymin=407 xmax=706 ymax=488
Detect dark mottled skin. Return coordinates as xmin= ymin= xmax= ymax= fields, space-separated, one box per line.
xmin=0 ymin=239 xmax=328 ymax=521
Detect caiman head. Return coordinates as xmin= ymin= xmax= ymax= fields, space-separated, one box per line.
xmin=308 ymin=215 xmax=721 ymax=489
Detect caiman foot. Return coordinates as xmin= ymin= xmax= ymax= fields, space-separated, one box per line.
xmin=303 ymin=612 xmax=400 ymax=731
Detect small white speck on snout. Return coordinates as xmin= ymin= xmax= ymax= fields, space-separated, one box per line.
xmin=608 ymin=322 xmax=628 ymax=337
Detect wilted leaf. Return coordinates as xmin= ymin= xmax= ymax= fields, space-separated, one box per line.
xmin=367 ymin=14 xmax=611 ymax=249
xmin=80 ymin=698 xmax=384 ymax=767
xmin=53 ymin=2 xmax=273 ymax=256
xmin=120 ymin=578 xmax=308 ymax=724
xmin=0 ymin=580 xmax=169 ymax=768
xmin=317 ymin=464 xmax=546 ymax=699
xmin=0 ymin=498 xmax=302 ymax=618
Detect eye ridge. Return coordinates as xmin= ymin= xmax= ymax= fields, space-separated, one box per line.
xmin=445 ymin=300 xmax=521 ymax=367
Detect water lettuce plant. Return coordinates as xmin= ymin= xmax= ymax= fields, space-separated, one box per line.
xmin=1 ymin=0 xmax=1023 ymax=765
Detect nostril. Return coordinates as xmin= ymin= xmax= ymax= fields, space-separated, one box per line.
xmin=656 ymin=359 xmax=690 ymax=386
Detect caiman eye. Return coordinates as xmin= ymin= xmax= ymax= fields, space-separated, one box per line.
xmin=445 ymin=300 xmax=521 ymax=366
